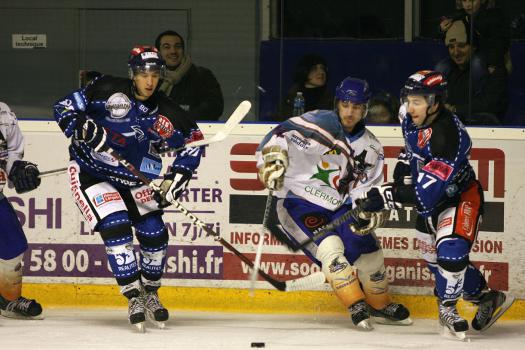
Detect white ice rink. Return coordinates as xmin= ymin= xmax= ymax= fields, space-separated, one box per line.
xmin=1 ymin=309 xmax=524 ymax=350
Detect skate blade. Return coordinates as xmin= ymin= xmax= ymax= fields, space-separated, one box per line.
xmin=145 ymin=311 xmax=167 ymax=329
xmin=0 ymin=310 xmax=44 ymax=320
xmin=372 ymin=316 xmax=413 ymax=326
xmin=132 ymin=321 xmax=146 ymax=333
xmin=479 ymin=293 xmax=516 ymax=332
xmin=355 ymin=319 xmax=374 ymax=331
xmin=441 ymin=326 xmax=468 ymax=341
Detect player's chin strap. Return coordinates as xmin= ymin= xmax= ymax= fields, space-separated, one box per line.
xmin=105 ymin=145 xmax=324 ymax=292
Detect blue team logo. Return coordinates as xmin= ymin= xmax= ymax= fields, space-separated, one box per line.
xmin=140 ymin=158 xmax=162 ymax=175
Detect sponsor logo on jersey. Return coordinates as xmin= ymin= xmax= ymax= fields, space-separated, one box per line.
xmin=133 ymin=187 xmax=154 ymax=204
xmin=140 ymin=157 xmax=162 ymax=175
xmin=105 ymin=93 xmax=131 ymax=118
xmin=329 ymin=257 xmax=349 ymax=274
xmin=58 ymin=98 xmax=75 ymax=112
xmin=130 ymin=125 xmax=145 ymax=142
xmin=304 ymin=185 xmax=343 ymax=206
xmin=459 ymin=201 xmax=474 ymax=238
xmin=290 ymin=134 xmax=311 ymax=149
xmin=154 ymin=114 xmax=175 ymax=139
xmin=300 ymin=213 xmax=328 ymax=230
xmin=422 ymin=160 xmax=453 ymax=181
xmin=93 ymin=192 xmax=122 ymax=207
xmin=437 ymin=216 xmax=453 ymax=230
xmin=417 ymin=128 xmax=432 ymax=148
xmin=72 ymin=92 xmax=85 ymax=110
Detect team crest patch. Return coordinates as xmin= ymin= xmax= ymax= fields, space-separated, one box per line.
xmin=154 ymin=114 xmax=175 ymax=139
xmin=93 ymin=192 xmax=122 ymax=207
xmin=422 ymin=160 xmax=453 ymax=181
xmin=105 ymin=93 xmax=131 ymax=119
xmin=417 ymin=128 xmax=432 ymax=148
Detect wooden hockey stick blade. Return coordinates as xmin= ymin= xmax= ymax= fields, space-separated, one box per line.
xmin=39 ymin=167 xmax=68 ymax=178
xmin=175 ymin=100 xmax=251 ymax=150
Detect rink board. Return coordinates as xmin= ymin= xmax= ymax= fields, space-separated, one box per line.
xmin=12 ymin=121 xmax=525 ymax=317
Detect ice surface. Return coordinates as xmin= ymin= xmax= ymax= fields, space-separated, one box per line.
xmin=1 ymin=308 xmax=524 ymax=350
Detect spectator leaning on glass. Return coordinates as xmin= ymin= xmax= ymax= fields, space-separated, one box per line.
xmin=277 ymin=54 xmax=334 ymax=121
xmin=439 ymin=0 xmax=511 ymax=73
xmin=435 ymin=19 xmax=508 ymax=125
xmin=155 ymin=30 xmax=224 ymax=122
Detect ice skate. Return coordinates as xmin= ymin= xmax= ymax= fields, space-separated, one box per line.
xmin=369 ymin=302 xmax=412 ymax=326
xmin=0 ymin=295 xmax=43 ymax=320
xmin=348 ymin=300 xmax=373 ymax=331
xmin=469 ymin=290 xmax=515 ymax=331
xmin=437 ymin=300 xmax=468 ymax=341
xmin=123 ymin=287 xmax=146 ymax=332
xmin=143 ymin=288 xmax=169 ymax=329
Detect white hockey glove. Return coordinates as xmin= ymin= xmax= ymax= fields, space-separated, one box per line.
xmin=349 ymin=210 xmax=388 ymax=235
xmin=75 ymin=118 xmax=108 ymax=152
xmin=393 ymin=148 xmax=412 ymax=185
xmin=153 ymin=168 xmax=193 ymax=208
xmin=258 ymin=145 xmax=288 ymax=191
xmin=360 ymin=184 xmax=402 ymax=212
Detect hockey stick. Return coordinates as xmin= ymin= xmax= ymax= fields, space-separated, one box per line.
xmin=249 ymin=189 xmax=274 ymax=296
xmin=292 ymin=205 xmax=364 ymax=251
xmin=105 ymin=146 xmax=323 ymax=292
xmin=39 ymin=167 xmax=68 ymax=178
xmin=163 ymin=100 xmax=251 ymax=153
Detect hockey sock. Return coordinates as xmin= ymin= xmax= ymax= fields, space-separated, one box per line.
xmin=0 ymin=253 xmax=23 ymax=301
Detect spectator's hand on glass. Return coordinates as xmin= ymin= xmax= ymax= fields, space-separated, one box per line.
xmin=440 ymin=18 xmax=453 ymax=32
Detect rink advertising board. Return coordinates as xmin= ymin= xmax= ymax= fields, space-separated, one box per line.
xmin=14 ymin=122 xmax=525 ymax=297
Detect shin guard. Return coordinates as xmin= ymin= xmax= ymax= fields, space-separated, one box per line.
xmin=0 ymin=254 xmax=23 ymax=301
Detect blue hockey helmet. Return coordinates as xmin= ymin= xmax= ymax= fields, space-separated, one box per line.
xmin=335 ymin=77 xmax=372 ymax=105
xmin=127 ymin=45 xmax=165 ymax=79
xmin=400 ymin=70 xmax=447 ymax=106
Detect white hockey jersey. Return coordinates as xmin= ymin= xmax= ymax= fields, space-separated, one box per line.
xmin=256 ymin=110 xmax=384 ymax=211
xmin=0 ymin=102 xmax=24 ymax=196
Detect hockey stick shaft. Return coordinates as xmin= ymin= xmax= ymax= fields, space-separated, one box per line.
xmin=293 ymin=205 xmax=363 ymax=251
xmin=164 ymin=100 xmax=251 ymax=153
xmin=249 ymin=189 xmax=274 ymax=294
xmin=105 ymin=146 xmax=299 ymax=292
xmin=39 ymin=167 xmax=69 ymax=178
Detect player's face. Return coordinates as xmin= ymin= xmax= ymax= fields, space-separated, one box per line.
xmin=133 ymin=71 xmax=161 ymax=101
xmin=337 ymin=100 xmax=366 ymax=133
xmin=448 ymin=42 xmax=471 ymax=68
xmin=305 ymin=64 xmax=327 ymax=88
xmin=406 ymin=95 xmax=438 ymax=126
xmin=159 ymin=35 xmax=184 ymax=68
xmin=462 ymin=0 xmax=481 ymax=15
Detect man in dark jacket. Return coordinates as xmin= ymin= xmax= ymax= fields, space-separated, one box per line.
xmin=155 ymin=30 xmax=224 ymax=121
xmin=435 ymin=19 xmax=508 ymax=124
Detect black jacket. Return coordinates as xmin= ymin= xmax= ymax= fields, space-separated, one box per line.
xmin=164 ymin=64 xmax=224 ymax=122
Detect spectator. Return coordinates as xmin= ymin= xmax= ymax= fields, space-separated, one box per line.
xmin=155 ymin=30 xmax=224 ymax=121
xmin=435 ymin=19 xmax=508 ymax=124
xmin=277 ymin=54 xmax=333 ymax=121
xmin=367 ymin=91 xmax=400 ymax=124
xmin=439 ymin=0 xmax=511 ymax=73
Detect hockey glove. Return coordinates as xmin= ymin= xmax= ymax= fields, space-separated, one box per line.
xmin=349 ymin=210 xmax=388 ymax=235
xmin=74 ymin=118 xmax=108 ymax=152
xmin=393 ymin=148 xmax=412 ymax=185
xmin=361 ymin=184 xmax=402 ymax=212
xmin=8 ymin=160 xmax=41 ymax=194
xmin=258 ymin=145 xmax=288 ymax=191
xmin=153 ymin=168 xmax=193 ymax=208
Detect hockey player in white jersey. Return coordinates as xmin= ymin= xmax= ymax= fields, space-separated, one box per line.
xmin=0 ymin=102 xmax=43 ymax=319
xmin=256 ymin=77 xmax=411 ymax=330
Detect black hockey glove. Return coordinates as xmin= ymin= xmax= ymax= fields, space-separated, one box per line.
xmin=393 ymin=148 xmax=412 ymax=185
xmin=8 ymin=160 xmax=41 ymax=194
xmin=74 ymin=118 xmax=108 ymax=152
xmin=360 ymin=184 xmax=402 ymax=212
xmin=153 ymin=168 xmax=193 ymax=208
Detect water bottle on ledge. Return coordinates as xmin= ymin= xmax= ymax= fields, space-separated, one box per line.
xmin=292 ymin=91 xmax=305 ymax=116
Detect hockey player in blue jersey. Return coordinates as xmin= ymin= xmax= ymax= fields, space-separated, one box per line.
xmin=53 ymin=46 xmax=203 ymax=331
xmin=0 ymin=102 xmax=43 ymax=319
xmin=360 ymin=70 xmax=514 ymax=339
xmin=256 ymin=77 xmax=411 ymax=330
